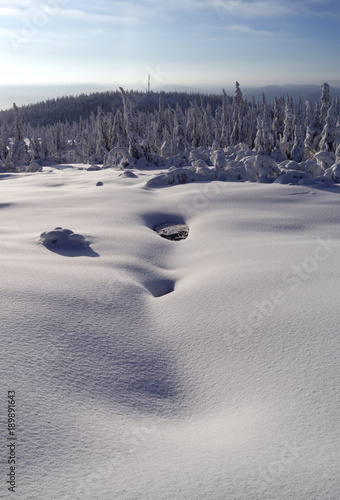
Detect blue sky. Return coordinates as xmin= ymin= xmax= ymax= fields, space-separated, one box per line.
xmin=0 ymin=0 xmax=339 ymax=92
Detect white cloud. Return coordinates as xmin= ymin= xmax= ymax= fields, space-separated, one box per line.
xmin=211 ymin=0 xmax=340 ymax=19
xmin=226 ymin=24 xmax=274 ymax=36
xmin=0 ymin=7 xmax=24 ymax=16
xmin=0 ymin=27 xmax=13 ymax=36
xmin=58 ymin=8 xmax=139 ymax=24
xmin=211 ymin=0 xmax=294 ymax=19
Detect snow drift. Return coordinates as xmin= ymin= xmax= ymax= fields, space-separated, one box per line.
xmin=1 ymin=163 xmax=340 ymax=499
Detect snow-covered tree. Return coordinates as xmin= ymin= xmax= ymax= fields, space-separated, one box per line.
xmin=220 ymin=89 xmax=231 ymax=147
xmin=230 ymin=82 xmax=245 ymax=146
xmin=319 ymin=103 xmax=340 ymax=152
xmin=5 ymin=104 xmax=29 ymax=171
xmin=173 ymin=110 xmax=187 ymax=154
xmin=272 ymin=97 xmax=285 ymax=143
xmin=111 ymin=109 xmax=128 ymax=149
xmin=320 ymin=83 xmax=330 ymax=126
xmin=291 ymin=122 xmax=305 ymax=162
xmin=254 ymin=107 xmax=275 ymax=155
xmin=280 ymin=96 xmax=295 ymax=157
xmin=119 ymin=87 xmax=143 ymax=160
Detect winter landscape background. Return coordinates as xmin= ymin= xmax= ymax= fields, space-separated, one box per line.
xmin=2 ymin=0 xmax=340 ymax=498
xmin=1 ymin=81 xmax=340 ymax=499
xmin=1 ymin=82 xmax=340 ymax=177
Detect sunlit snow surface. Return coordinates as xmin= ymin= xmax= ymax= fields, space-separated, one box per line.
xmin=1 ymin=165 xmax=340 ymax=499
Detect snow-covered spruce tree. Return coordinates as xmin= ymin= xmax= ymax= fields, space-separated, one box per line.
xmin=304 ymin=98 xmax=322 ymax=157
xmin=334 ymin=95 xmax=340 ymax=122
xmin=336 ymin=143 xmax=340 ymax=163
xmin=243 ymin=95 xmax=257 ymax=149
xmin=186 ymin=101 xmax=201 ymax=148
xmin=195 ymin=96 xmax=208 ymax=147
xmin=319 ymin=103 xmax=340 ymax=152
xmin=280 ymin=96 xmax=295 ymax=158
xmin=154 ymin=93 xmax=165 ymax=151
xmin=5 ymin=103 xmax=29 ymax=171
xmin=119 ymin=87 xmax=143 ymax=160
xmin=27 ymin=129 xmax=42 ymax=163
xmin=260 ymin=92 xmax=267 ymax=112
xmin=254 ymin=106 xmax=275 ymax=155
xmin=95 ymin=107 xmax=110 ymax=163
xmin=173 ymin=109 xmax=187 ymax=154
xmin=320 ymin=83 xmax=330 ymax=127
xmin=162 ymin=104 xmax=175 ymax=144
xmin=272 ymin=96 xmax=285 ymax=143
xmin=230 ymin=82 xmax=245 ymax=146
xmin=203 ymin=103 xmax=214 ymax=147
xmin=81 ymin=118 xmax=96 ymax=163
xmin=297 ymin=96 xmax=304 ymax=123
xmin=291 ymin=98 xmax=305 ymax=162
xmin=111 ymin=109 xmax=128 ymax=149
xmin=0 ymin=125 xmax=10 ymax=170
xmin=254 ymin=113 xmax=264 ymax=154
xmin=220 ymin=89 xmax=231 ymax=148
xmin=291 ymin=122 xmax=305 ymax=162
xmin=305 ymin=99 xmax=316 ymax=128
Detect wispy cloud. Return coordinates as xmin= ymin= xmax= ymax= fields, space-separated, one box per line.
xmin=0 ymin=7 xmax=25 ymax=16
xmin=0 ymin=27 xmax=14 ymax=37
xmin=212 ymin=0 xmax=294 ymax=19
xmin=59 ymin=8 xmax=140 ymax=24
xmin=211 ymin=0 xmax=340 ymax=20
xmin=226 ymin=24 xmax=274 ymax=36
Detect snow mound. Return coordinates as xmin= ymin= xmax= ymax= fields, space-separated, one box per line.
xmin=39 ymin=227 xmax=99 ymax=257
xmin=325 ymin=163 xmax=340 ymax=183
xmin=274 ymin=169 xmax=311 ymax=184
xmin=119 ymin=170 xmax=138 ymax=178
xmin=146 ymin=167 xmax=216 ymax=186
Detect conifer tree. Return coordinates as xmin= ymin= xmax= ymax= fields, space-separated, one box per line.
xmin=319 ymin=103 xmax=339 ymax=152
xmin=119 ymin=87 xmax=143 ymax=160
xmin=6 ymin=104 xmax=29 ymax=171
xmin=320 ymin=83 xmax=330 ymax=126
xmin=220 ymin=89 xmax=230 ymax=147
xmin=230 ymin=82 xmax=244 ymax=146
xmin=281 ymin=96 xmax=295 ymax=157
xmin=291 ymin=122 xmax=305 ymax=162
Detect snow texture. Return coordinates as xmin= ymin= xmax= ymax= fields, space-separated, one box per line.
xmin=1 ymin=163 xmax=340 ymax=499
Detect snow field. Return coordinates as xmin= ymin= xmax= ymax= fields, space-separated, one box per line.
xmin=1 ymin=165 xmax=340 ymax=499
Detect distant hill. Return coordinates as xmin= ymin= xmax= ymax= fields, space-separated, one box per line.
xmin=1 ymin=82 xmax=339 ymax=112
xmin=0 ymin=89 xmax=227 ymax=127
xmin=0 ymin=82 xmax=339 ymax=128
xmin=241 ymin=84 xmax=340 ymax=103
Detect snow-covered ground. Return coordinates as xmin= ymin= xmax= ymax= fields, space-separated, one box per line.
xmin=1 ymin=164 xmax=340 ymax=499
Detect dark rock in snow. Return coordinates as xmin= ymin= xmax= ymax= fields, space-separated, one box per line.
xmin=153 ymin=222 xmax=189 ymax=241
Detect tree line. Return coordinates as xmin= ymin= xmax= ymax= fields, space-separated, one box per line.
xmin=0 ymin=83 xmax=339 ymax=172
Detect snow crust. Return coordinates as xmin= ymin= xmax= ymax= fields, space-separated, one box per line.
xmin=1 ymin=164 xmax=340 ymax=499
